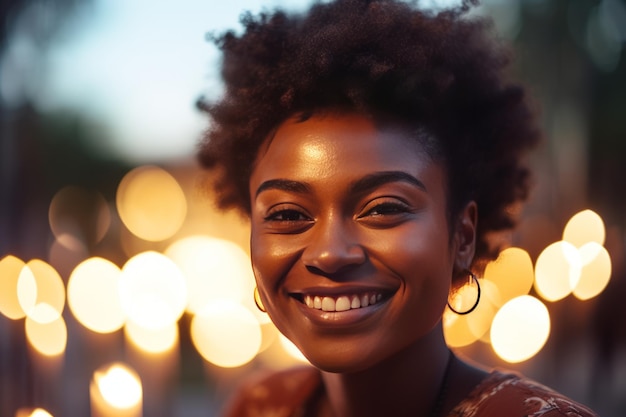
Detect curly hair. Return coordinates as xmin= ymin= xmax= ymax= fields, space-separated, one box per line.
xmin=198 ymin=0 xmax=540 ymax=271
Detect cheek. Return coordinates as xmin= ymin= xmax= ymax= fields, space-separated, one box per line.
xmin=373 ymin=222 xmax=453 ymax=299
xmin=250 ymin=231 xmax=303 ymax=339
xmin=250 ymin=230 xmax=301 ymax=290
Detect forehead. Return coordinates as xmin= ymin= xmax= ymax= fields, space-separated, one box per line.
xmin=249 ymin=113 xmax=445 ymax=196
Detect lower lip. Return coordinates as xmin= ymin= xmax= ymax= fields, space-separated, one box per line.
xmin=294 ymin=298 xmax=388 ymax=328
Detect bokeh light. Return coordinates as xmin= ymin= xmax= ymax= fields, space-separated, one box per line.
xmin=91 ymin=363 xmax=142 ymax=410
xmin=0 ymin=255 xmax=28 ymax=320
xmin=443 ymin=310 xmax=477 ymax=348
xmin=14 ymin=408 xmax=54 ymax=417
xmin=466 ymin=279 xmax=500 ymax=341
xmin=25 ymin=310 xmax=68 ymax=357
xmin=19 ymin=260 xmax=65 ymax=324
xmin=573 ymin=242 xmax=612 ymax=300
xmin=562 ymin=209 xmax=605 ymax=248
xmin=27 ymin=304 xmax=64 ymax=330
xmin=483 ymin=247 xmax=534 ymax=306
xmin=491 ymin=295 xmax=550 ymax=363
xmin=190 ymin=299 xmax=262 ymax=368
xmin=67 ymin=257 xmax=126 ymax=334
xmin=257 ymin=328 xmax=309 ymax=369
xmin=278 ymin=334 xmax=308 ymax=363
xmin=125 ymin=320 xmax=178 ymax=354
xmin=16 ymin=264 xmax=37 ymax=319
xmin=258 ymin=322 xmax=280 ymax=353
xmin=116 ymin=165 xmax=187 ymax=242
xmin=118 ymin=251 xmax=187 ymax=330
xmin=534 ymin=241 xmax=582 ymax=302
xmin=48 ymin=186 xmax=111 ymax=250
xmin=443 ymin=278 xmax=498 ymax=347
xmin=164 ymin=236 xmax=264 ymax=321
xmin=447 ymin=275 xmax=480 ymax=315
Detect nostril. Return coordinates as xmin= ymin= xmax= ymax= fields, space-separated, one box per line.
xmin=305 ymin=265 xmax=326 ymax=275
xmin=304 ymin=261 xmax=365 ymax=278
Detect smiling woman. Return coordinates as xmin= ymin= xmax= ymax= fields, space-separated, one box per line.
xmin=197 ymin=0 xmax=598 ymax=416
xmin=249 ymin=114 xmax=460 ymax=376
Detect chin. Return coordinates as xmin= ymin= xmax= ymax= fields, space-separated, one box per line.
xmin=308 ymin=357 xmax=371 ymax=374
xmin=301 ymin=344 xmax=388 ymax=375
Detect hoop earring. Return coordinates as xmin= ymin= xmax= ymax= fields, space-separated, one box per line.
xmin=254 ymin=287 xmax=267 ymax=313
xmin=447 ymin=269 xmax=481 ymax=315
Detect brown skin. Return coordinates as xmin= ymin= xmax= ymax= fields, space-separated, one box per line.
xmin=249 ymin=113 xmax=487 ymax=417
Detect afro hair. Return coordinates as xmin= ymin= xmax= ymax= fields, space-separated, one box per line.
xmin=198 ymin=0 xmax=541 ymax=270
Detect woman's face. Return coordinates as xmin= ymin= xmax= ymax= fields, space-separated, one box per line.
xmin=249 ymin=113 xmax=474 ymax=372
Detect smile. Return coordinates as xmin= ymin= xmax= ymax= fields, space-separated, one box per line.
xmin=303 ymin=293 xmax=384 ymax=312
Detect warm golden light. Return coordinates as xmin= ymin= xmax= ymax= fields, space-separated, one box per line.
xmin=165 ymin=237 xmax=255 ymax=308
xmin=28 ymin=303 xmax=63 ymax=325
xmin=49 ymin=186 xmax=111 ymax=250
xmin=116 ymin=165 xmax=187 ymax=242
xmin=491 ymin=295 xmax=550 ymax=363
xmin=67 ymin=257 xmax=126 ymax=334
xmin=17 ymin=264 xmax=37 ymax=318
xmin=447 ymin=277 xmax=480 ymax=315
xmin=466 ymin=279 xmax=500 ymax=340
xmin=443 ymin=310 xmax=478 ymax=348
xmin=190 ymin=299 xmax=262 ymax=368
xmin=258 ymin=328 xmax=308 ymax=369
xmin=443 ymin=277 xmax=500 ymax=347
xmin=19 ymin=260 xmax=65 ymax=323
xmin=534 ymin=241 xmax=581 ymax=302
xmin=278 ymin=334 xmax=309 ymax=363
xmin=258 ymin=322 xmax=280 ymax=353
xmin=573 ymin=242 xmax=612 ymax=300
xmin=0 ymin=255 xmax=28 ymax=319
xmin=562 ymin=209 xmax=605 ymax=248
xmin=483 ymin=247 xmax=534 ymax=306
xmin=91 ymin=363 xmax=142 ymax=414
xmin=14 ymin=407 xmax=54 ymax=417
xmin=118 ymin=251 xmax=187 ymax=330
xmin=25 ymin=310 xmax=67 ymax=356
xmin=125 ymin=320 xmax=178 ymax=354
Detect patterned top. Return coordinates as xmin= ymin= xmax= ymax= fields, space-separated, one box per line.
xmin=221 ymin=366 xmax=598 ymax=417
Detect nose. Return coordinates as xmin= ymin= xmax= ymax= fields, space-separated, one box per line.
xmin=301 ymin=216 xmax=366 ymax=275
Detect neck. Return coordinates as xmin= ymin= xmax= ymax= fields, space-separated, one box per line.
xmin=320 ymin=324 xmax=452 ymax=417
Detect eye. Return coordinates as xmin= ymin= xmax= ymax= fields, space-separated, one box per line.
xmin=264 ymin=208 xmax=310 ymax=222
xmin=262 ymin=205 xmax=314 ymax=233
xmin=356 ymin=198 xmax=416 ymax=227
xmin=360 ymin=201 xmax=412 ymax=217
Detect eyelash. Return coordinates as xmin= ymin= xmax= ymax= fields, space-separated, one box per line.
xmin=360 ymin=201 xmax=412 ymax=217
xmin=264 ymin=207 xmax=311 ymax=222
xmin=261 ymin=198 xmax=413 ymax=233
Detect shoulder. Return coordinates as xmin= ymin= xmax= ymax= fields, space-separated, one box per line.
xmin=220 ymin=366 xmax=322 ymax=417
xmin=450 ymin=370 xmax=598 ymax=417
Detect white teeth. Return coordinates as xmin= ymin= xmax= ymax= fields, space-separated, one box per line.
xmin=322 ymin=297 xmax=335 ymax=311
xmin=302 ymin=293 xmax=384 ymax=312
xmin=361 ymin=294 xmax=369 ymax=307
xmin=336 ymin=296 xmax=351 ymax=312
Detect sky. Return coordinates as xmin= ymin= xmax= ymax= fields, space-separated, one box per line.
xmin=3 ymin=0 xmax=465 ymax=164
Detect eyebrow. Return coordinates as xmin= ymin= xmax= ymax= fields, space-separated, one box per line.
xmin=350 ymin=171 xmax=427 ymax=194
xmin=255 ymin=171 xmax=425 ymax=199
xmin=255 ymin=179 xmax=312 ymax=197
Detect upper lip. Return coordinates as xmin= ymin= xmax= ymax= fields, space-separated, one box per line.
xmin=287 ymin=284 xmax=398 ymax=299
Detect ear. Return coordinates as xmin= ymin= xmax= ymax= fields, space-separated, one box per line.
xmin=453 ymin=201 xmax=477 ymax=271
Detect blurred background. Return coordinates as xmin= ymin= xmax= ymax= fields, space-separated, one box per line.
xmin=0 ymin=0 xmax=625 ymax=416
